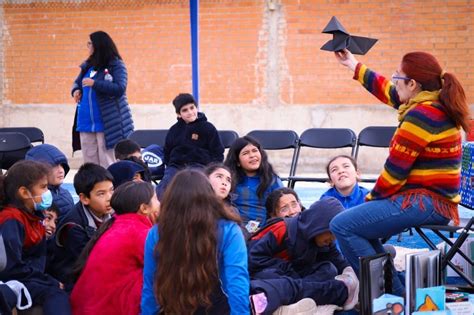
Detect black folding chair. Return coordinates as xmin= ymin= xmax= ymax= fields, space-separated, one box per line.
xmin=414 ymin=205 xmax=473 ymax=286
xmin=246 ymin=130 xmax=299 ymax=182
xmin=0 ymin=132 xmax=32 ymax=171
xmin=218 ymin=130 xmax=239 ymax=149
xmin=354 ymin=126 xmax=397 ymax=182
xmin=128 ymin=129 xmax=168 ymax=148
xmin=288 ymin=128 xmax=357 ymax=188
xmin=0 ymin=127 xmax=44 ymax=144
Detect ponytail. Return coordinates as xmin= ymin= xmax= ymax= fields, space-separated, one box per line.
xmin=439 ymin=72 xmax=470 ymax=132
xmin=402 ymin=52 xmax=471 ymax=133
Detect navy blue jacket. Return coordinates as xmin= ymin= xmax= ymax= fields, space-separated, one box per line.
xmin=164 ymin=112 xmax=224 ymax=167
xmin=0 ymin=207 xmax=60 ymax=299
xmin=25 ymin=144 xmax=74 ymax=216
xmin=48 ymin=202 xmax=106 ymax=285
xmin=248 ymin=198 xmax=349 ymax=277
xmin=72 ymin=58 xmax=134 ymax=150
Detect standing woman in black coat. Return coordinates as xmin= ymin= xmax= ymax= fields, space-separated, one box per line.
xmin=71 ymin=31 xmax=134 ymax=168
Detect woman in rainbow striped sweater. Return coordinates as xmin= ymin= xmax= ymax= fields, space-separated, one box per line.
xmin=329 ymin=49 xmax=470 ymax=296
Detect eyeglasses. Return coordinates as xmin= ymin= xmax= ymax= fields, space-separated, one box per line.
xmin=391 ymin=74 xmax=411 ymax=83
xmin=278 ymin=201 xmax=300 ymax=216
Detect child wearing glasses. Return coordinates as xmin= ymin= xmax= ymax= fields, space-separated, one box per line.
xmin=265 ymin=187 xmax=303 ymax=219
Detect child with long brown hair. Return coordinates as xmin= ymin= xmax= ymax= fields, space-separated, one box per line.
xmin=141 ymin=169 xmax=250 ymax=315
xmin=224 ymin=136 xmax=283 ymax=233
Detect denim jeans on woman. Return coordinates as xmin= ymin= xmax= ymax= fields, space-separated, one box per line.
xmin=330 ymin=193 xmax=450 ymax=296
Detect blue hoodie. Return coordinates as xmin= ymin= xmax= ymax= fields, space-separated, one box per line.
xmin=107 ymin=160 xmax=145 ymax=187
xmin=25 ymin=144 xmax=74 ymax=216
xmin=320 ymin=183 xmax=370 ymax=209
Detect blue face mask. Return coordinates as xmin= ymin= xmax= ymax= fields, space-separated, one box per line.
xmin=29 ymin=190 xmax=53 ymax=211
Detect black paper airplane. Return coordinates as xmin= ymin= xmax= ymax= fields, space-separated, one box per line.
xmin=320 ymin=16 xmax=378 ymax=55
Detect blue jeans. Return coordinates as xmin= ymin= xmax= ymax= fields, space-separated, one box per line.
xmin=155 ymin=166 xmax=179 ymax=200
xmin=330 ymin=194 xmax=450 ymax=296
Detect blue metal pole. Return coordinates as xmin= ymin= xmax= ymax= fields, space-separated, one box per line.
xmin=190 ymin=0 xmax=199 ymax=104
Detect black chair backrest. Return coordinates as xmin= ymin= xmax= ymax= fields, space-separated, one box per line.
xmin=218 ymin=130 xmax=239 ymax=149
xmin=0 ymin=132 xmax=32 ymax=170
xmin=128 ymin=129 xmax=168 ymax=148
xmin=299 ymin=128 xmax=357 ymax=151
xmin=246 ymin=130 xmax=299 ymax=150
xmin=0 ymin=127 xmax=44 ymax=144
xmin=288 ymin=128 xmax=357 ymax=187
xmin=354 ymin=126 xmax=397 ymax=159
xmin=246 ymin=130 xmax=299 ymax=180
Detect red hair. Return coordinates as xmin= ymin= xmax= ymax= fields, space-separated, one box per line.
xmin=401 ymin=52 xmax=470 ymax=132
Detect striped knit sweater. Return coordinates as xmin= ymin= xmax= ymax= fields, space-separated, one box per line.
xmin=354 ymin=63 xmax=461 ymax=224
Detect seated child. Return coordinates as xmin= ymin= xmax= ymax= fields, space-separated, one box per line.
xmin=204 ymin=162 xmax=251 ymax=239
xmin=25 ymin=144 xmax=74 ymax=216
xmin=204 ymin=162 xmax=233 ymax=204
xmin=107 ymin=160 xmax=145 ymax=187
xmin=141 ymin=169 xmax=249 ymax=314
xmin=114 ymin=139 xmax=142 ymax=161
xmin=265 ymin=187 xmax=303 ymax=219
xmin=44 ymin=204 xmax=59 ymax=240
xmin=114 ymin=139 xmax=154 ymax=182
xmin=0 ymin=160 xmax=71 ymax=314
xmin=320 ymin=155 xmax=369 ymax=209
xmin=224 ymin=136 xmax=283 ymax=232
xmin=71 ymin=181 xmax=159 ymax=314
xmin=248 ymin=198 xmax=359 ymax=314
xmin=156 ymin=93 xmax=224 ymax=199
xmin=49 ymin=163 xmax=114 ymax=287
xmin=320 ymin=155 xmax=396 ymax=256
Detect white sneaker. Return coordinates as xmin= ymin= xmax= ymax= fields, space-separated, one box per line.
xmin=273 ymin=298 xmax=317 ymax=315
xmin=335 ymin=273 xmax=359 ymax=310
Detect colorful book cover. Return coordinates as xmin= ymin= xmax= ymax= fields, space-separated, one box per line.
xmin=372 ymin=293 xmax=404 ymax=315
xmin=412 ymin=312 xmax=452 ymax=315
xmin=415 ymin=286 xmax=446 ymax=312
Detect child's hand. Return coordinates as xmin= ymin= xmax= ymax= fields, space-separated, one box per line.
xmin=82 ymin=78 xmax=94 ymax=87
xmin=59 ymin=282 xmax=64 ymax=290
xmin=73 ymin=90 xmax=82 ymax=103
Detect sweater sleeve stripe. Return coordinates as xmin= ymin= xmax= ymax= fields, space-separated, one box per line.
xmin=354 ymin=63 xmax=401 ymax=108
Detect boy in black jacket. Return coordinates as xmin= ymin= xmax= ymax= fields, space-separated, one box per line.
xmin=48 ymin=163 xmax=114 ymax=287
xmin=156 ymin=93 xmax=224 ymax=198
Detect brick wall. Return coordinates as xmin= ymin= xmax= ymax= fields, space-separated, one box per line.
xmin=2 ymin=0 xmax=266 ymax=105
xmin=2 ymin=0 xmax=472 ymax=106
xmin=1 ymin=0 xmax=472 ymax=172
xmin=281 ymin=0 xmax=474 ymax=105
